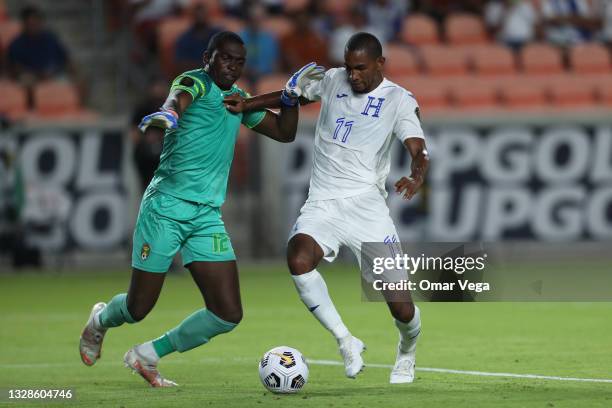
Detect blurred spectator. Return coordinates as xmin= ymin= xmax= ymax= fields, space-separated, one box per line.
xmin=593 ymin=0 xmax=612 ymax=45
xmin=7 ymin=6 xmax=75 ymax=84
xmin=240 ymin=4 xmax=279 ymax=83
xmin=220 ymin=0 xmax=244 ymax=18
xmin=129 ymin=0 xmax=188 ymax=58
xmin=485 ymin=0 xmax=541 ymax=50
xmin=280 ymin=10 xmax=329 ymax=72
xmin=308 ymin=0 xmax=335 ymax=36
xmin=365 ymin=0 xmax=408 ymax=41
xmin=539 ymin=0 xmax=599 ymax=46
xmin=130 ymin=79 xmax=167 ymax=192
xmin=329 ymin=6 xmax=385 ymax=66
xmin=261 ymin=0 xmax=284 ymax=15
xmin=174 ymin=3 xmax=221 ymax=73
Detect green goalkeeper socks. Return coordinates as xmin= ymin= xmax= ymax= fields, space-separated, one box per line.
xmin=154 ymin=309 xmax=236 ymax=356
xmin=98 ymin=293 xmax=136 ymax=328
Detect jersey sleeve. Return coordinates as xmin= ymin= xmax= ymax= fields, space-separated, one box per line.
xmin=393 ymin=91 xmax=425 ymax=142
xmin=170 ymin=71 xmax=209 ymax=101
xmin=301 ymin=67 xmax=342 ymax=102
xmin=238 ymin=90 xmax=266 ymax=128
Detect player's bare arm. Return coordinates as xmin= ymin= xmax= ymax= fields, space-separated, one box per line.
xmin=224 ymin=91 xmax=313 ymax=112
xmin=224 ymin=62 xmax=324 ymax=114
xmin=394 ymin=138 xmax=429 ymax=200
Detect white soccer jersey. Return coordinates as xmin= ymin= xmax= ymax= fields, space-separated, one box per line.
xmin=301 ymin=67 xmax=424 ymax=202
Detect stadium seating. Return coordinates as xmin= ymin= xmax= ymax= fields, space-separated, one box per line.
xmin=548 ymin=74 xmax=597 ymax=107
xmin=211 ymin=16 xmax=244 ymax=34
xmin=260 ymin=16 xmax=292 ymax=39
xmin=33 ymin=81 xmax=88 ymax=118
xmin=383 ymin=45 xmax=418 ymax=76
xmin=445 ymin=13 xmax=488 ymax=45
xmin=0 ymin=19 xmax=20 ymax=50
xmin=284 ymin=0 xmax=310 ymax=12
xmin=400 ymin=14 xmax=439 ymax=45
xmin=0 ymin=80 xmax=27 ymax=120
xmin=471 ymin=44 xmax=516 ymax=76
xmin=569 ymin=43 xmax=611 ymax=74
xmin=520 ymin=43 xmax=563 ymax=74
xmin=187 ymin=0 xmax=222 ymax=18
xmin=499 ymin=77 xmax=548 ymax=108
xmin=394 ymin=76 xmax=450 ymax=111
xmin=420 ymin=45 xmax=469 ymax=76
xmin=449 ymin=77 xmax=498 ymax=109
xmin=157 ymin=17 xmax=191 ymax=77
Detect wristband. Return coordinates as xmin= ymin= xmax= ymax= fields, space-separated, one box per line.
xmin=281 ymin=90 xmax=299 ymax=107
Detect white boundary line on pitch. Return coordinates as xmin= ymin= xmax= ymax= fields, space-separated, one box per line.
xmin=2 ymin=358 xmax=612 ymax=384
xmin=308 ymin=359 xmax=612 ymax=384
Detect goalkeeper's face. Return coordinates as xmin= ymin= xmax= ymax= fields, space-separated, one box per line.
xmin=205 ymin=41 xmax=246 ymax=90
xmin=344 ymin=49 xmax=385 ymax=94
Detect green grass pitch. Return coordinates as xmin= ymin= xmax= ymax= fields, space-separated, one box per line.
xmin=1 ymin=263 xmax=611 ymax=407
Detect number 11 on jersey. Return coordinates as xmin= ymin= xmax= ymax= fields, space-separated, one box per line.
xmin=333 ymin=117 xmax=354 ymax=143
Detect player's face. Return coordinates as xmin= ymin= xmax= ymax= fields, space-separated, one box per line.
xmin=205 ymin=41 xmax=246 ymax=90
xmin=344 ymin=50 xmax=384 ymax=94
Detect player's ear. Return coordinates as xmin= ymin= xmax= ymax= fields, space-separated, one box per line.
xmin=376 ymin=56 xmax=386 ymax=70
xmin=202 ymin=51 xmax=210 ymax=69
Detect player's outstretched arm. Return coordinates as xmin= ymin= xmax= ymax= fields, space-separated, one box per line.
xmin=224 ymin=62 xmax=324 ymax=112
xmin=395 ymin=138 xmax=429 ymax=200
xmin=137 ymin=78 xmax=194 ymax=133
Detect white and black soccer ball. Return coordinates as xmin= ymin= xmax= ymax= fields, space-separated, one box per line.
xmin=258 ymin=346 xmax=309 ymax=394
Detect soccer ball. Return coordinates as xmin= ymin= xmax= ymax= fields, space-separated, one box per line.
xmin=258 ymin=346 xmax=309 ymax=394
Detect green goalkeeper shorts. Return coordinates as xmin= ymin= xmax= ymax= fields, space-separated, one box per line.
xmin=131 ymin=189 xmax=236 ymax=273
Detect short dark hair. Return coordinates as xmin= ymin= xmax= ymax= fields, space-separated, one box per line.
xmin=345 ymin=32 xmax=383 ymax=59
xmin=205 ymin=31 xmax=244 ymax=55
xmin=20 ymin=5 xmax=43 ymax=21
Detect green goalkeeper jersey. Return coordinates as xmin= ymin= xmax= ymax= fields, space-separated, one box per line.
xmin=149 ymin=69 xmax=266 ymax=207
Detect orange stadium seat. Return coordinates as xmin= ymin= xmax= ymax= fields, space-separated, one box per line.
xmin=420 ymin=46 xmax=469 ymax=76
xmin=256 ymin=74 xmax=285 ymax=95
xmin=401 ymin=14 xmax=439 ymax=45
xmin=261 ymin=16 xmax=292 ymax=39
xmin=284 ymin=0 xmax=310 ymax=12
xmin=383 ymin=45 xmax=419 ymax=77
xmin=548 ymin=74 xmax=597 ymax=107
xmin=157 ymin=17 xmax=190 ymax=77
xmin=0 ymin=80 xmax=27 ymax=120
xmin=471 ymin=44 xmax=516 ymax=76
xmin=445 ymin=13 xmax=488 ymax=45
xmin=520 ymin=43 xmax=563 ymax=74
xmin=449 ymin=78 xmax=498 ymax=109
xmin=34 ymin=81 xmax=82 ymax=116
xmin=394 ymin=76 xmax=450 ymax=112
xmin=569 ymin=43 xmax=612 ymax=74
xmin=499 ymin=77 xmax=547 ymax=108
xmin=600 ymin=83 xmax=612 ymax=105
xmin=0 ymin=20 xmax=20 ymax=49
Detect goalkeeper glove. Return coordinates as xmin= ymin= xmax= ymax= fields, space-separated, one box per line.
xmin=284 ymin=62 xmax=325 ymax=99
xmin=138 ymin=109 xmax=178 ymax=133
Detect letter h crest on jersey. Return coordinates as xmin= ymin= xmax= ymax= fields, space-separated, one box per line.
xmin=361 ymin=96 xmax=385 ymax=118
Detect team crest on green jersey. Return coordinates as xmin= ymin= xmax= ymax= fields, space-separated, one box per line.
xmin=141 ymin=243 xmax=151 ymax=260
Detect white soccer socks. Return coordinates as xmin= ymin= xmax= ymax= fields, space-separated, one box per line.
xmin=291 ymin=269 xmax=350 ymax=340
xmin=390 ymin=305 xmax=421 ymax=384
